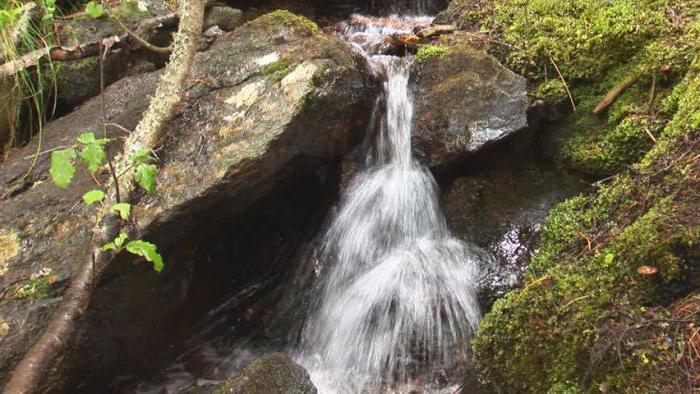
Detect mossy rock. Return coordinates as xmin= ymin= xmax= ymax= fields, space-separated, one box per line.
xmin=209 ymin=353 xmax=316 ymax=394
xmin=473 ymin=58 xmax=700 ymax=393
xmin=412 ymin=41 xmax=529 ymax=168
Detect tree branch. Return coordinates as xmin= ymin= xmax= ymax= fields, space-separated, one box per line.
xmin=2 ymin=1 xmax=205 ymax=392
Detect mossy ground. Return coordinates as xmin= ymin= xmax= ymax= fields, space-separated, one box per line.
xmin=436 ymin=1 xmax=700 ymax=392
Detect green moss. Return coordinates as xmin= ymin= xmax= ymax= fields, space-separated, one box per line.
xmin=258 ymin=10 xmax=320 ymax=36
xmin=535 ymin=79 xmax=567 ymax=102
xmin=559 ymin=116 xmax=661 ymax=177
xmin=473 ymin=58 xmax=700 ymax=393
xmin=71 ymin=57 xmax=99 ymax=71
xmin=415 ymin=45 xmax=450 ymax=63
xmin=262 ymin=59 xmax=293 ymax=82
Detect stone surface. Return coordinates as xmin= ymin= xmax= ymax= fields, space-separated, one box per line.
xmin=0 ymin=10 xmax=373 ymax=389
xmin=209 ymin=353 xmax=316 ymax=394
xmin=441 ymin=140 xmax=584 ymax=306
xmin=411 ymin=42 xmax=529 ymax=168
xmin=205 ymin=6 xmax=243 ymax=31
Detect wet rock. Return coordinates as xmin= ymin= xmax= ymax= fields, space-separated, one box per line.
xmin=0 ymin=80 xmax=15 ymax=155
xmin=411 ymin=42 xmax=529 ymax=168
xmin=204 ymin=6 xmax=243 ymax=31
xmin=433 ymin=0 xmax=489 ymax=30
xmin=0 ymin=71 xmax=159 ymax=387
xmin=206 ymin=353 xmax=316 ymax=394
xmin=441 ymin=143 xmax=584 ymax=307
xmin=0 ymin=10 xmax=373 ymax=388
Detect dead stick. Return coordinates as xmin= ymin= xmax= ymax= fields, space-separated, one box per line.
xmin=548 ymin=54 xmax=576 ymax=112
xmin=111 ymin=16 xmax=172 ymax=54
xmin=592 ymin=68 xmax=644 ymax=115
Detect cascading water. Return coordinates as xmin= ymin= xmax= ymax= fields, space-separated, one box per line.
xmin=298 ymin=11 xmax=482 ymax=394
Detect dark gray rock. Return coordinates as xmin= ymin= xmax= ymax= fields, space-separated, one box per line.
xmin=205 ymin=6 xmax=243 ymax=31
xmin=412 ymin=42 xmax=529 ymax=168
xmin=0 ymin=10 xmax=373 ymax=389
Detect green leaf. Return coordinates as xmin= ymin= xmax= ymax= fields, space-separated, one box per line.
xmin=82 ymin=189 xmax=106 ymax=205
xmin=85 ymin=1 xmax=105 ymax=19
xmin=604 ymin=253 xmax=615 ymax=264
xmin=79 ymin=143 xmax=106 ymax=173
xmin=126 ymin=240 xmax=164 ymax=272
xmin=102 ymin=233 xmax=127 ymax=251
xmin=135 ymin=163 xmax=158 ymax=194
xmin=131 ymin=146 xmax=155 ymax=164
xmin=114 ymin=233 xmax=128 ymax=248
xmin=50 ymin=148 xmax=77 ymax=188
xmin=101 ymin=242 xmax=117 ymax=251
xmin=110 ymin=203 xmax=131 ymax=220
xmin=77 ymin=132 xmax=109 ymax=146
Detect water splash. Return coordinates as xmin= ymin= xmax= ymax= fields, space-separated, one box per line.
xmin=298 ymin=13 xmax=482 ymax=394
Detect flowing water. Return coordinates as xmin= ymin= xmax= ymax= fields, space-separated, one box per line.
xmin=297 ymin=12 xmax=482 ymax=393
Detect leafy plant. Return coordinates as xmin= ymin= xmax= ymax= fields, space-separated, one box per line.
xmin=84 ymin=1 xmax=105 ymax=19
xmin=48 ymin=132 xmax=165 ymax=272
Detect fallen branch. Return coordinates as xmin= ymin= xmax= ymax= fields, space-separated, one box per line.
xmin=111 ymin=16 xmax=172 ymax=55
xmin=0 ymin=13 xmax=178 ymax=78
xmin=415 ymin=24 xmax=458 ymax=38
xmin=592 ymin=68 xmax=644 ymax=115
xmin=3 ymin=0 xmax=205 ymax=392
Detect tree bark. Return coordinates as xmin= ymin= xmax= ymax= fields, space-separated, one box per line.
xmin=2 ymin=0 xmax=205 ymax=392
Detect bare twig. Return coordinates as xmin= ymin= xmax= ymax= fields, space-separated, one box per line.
xmin=548 ymin=54 xmax=576 ymax=112
xmin=111 ymin=16 xmax=172 ymax=54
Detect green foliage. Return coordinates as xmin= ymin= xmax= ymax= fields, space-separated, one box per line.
xmin=129 ymin=145 xmax=158 ymax=194
xmin=101 ymin=232 xmax=127 ymax=251
xmin=85 ymin=1 xmax=105 ymax=19
xmin=49 ymin=148 xmax=77 ymax=188
xmin=109 ymin=202 xmax=131 ymax=220
xmin=134 ymin=163 xmax=157 ymax=194
xmin=415 ymin=45 xmax=450 ymax=63
xmin=125 ymin=240 xmax=164 ymax=272
xmin=79 ymin=143 xmax=105 ymax=173
xmin=82 ymin=189 xmax=105 ymax=205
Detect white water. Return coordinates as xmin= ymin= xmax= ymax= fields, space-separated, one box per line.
xmin=298 ymin=12 xmax=482 ymax=394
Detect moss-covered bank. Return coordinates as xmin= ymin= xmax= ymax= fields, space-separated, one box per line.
xmin=434 ymin=0 xmax=700 ymax=392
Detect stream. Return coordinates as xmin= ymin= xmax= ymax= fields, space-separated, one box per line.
xmin=90 ymin=3 xmax=585 ymax=393
xmin=296 ymin=14 xmax=481 ymax=393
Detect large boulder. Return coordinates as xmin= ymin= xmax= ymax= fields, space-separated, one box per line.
xmin=411 ymin=41 xmax=529 ymax=168
xmin=0 ymin=10 xmax=373 ymax=389
xmin=206 ymin=353 xmax=316 ymax=394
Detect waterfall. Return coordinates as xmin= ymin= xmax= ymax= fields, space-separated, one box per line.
xmin=297 ymin=11 xmax=482 ymax=394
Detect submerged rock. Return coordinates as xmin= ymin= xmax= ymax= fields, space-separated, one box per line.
xmin=207 ymin=353 xmax=316 ymax=394
xmin=0 ymin=10 xmax=373 ymax=389
xmin=411 ymin=42 xmax=529 ymax=168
